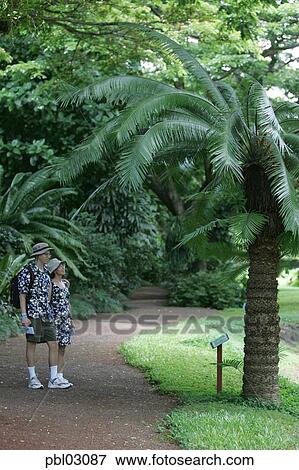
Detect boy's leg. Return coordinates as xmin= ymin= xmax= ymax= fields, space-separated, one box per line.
xmin=45 ymin=321 xmax=71 ymax=389
xmin=47 ymin=340 xmax=58 ymax=367
xmin=47 ymin=340 xmax=58 ymax=381
xmin=57 ymin=345 xmax=73 ymax=386
xmin=58 ymin=345 xmax=65 ymax=374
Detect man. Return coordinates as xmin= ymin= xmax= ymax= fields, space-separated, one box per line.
xmin=18 ymin=242 xmax=71 ymax=389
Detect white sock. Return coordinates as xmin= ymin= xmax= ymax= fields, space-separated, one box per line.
xmin=57 ymin=372 xmax=63 ymax=379
xmin=28 ymin=366 xmax=36 ymax=379
xmin=50 ymin=365 xmax=58 ymax=381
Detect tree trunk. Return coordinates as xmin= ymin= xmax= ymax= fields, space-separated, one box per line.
xmin=243 ymin=236 xmax=280 ymax=401
xmin=243 ymin=162 xmax=282 ymax=402
xmin=149 ymin=175 xmax=185 ymax=216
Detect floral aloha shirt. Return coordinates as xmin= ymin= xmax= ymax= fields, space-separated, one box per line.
xmin=51 ymin=279 xmax=73 ymax=346
xmin=18 ymin=261 xmax=52 ymax=320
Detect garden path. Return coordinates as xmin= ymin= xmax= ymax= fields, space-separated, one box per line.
xmin=0 ymin=301 xmax=217 ymax=450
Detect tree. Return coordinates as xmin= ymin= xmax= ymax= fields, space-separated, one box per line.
xmin=59 ymin=27 xmax=299 ymax=402
xmin=0 ymin=169 xmax=86 ymax=277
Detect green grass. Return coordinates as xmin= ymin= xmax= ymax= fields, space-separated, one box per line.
xmin=223 ymin=287 xmax=299 ymax=324
xmin=119 ymin=327 xmax=299 ymax=449
xmin=164 ymin=402 xmax=299 ymax=450
xmin=278 ymin=288 xmax=299 ymax=323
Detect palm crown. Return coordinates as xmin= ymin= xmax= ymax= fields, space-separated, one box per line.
xmin=59 ymin=28 xmax=299 ymax=249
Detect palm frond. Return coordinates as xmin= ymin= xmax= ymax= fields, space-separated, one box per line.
xmin=217 ymin=359 xmax=243 ymax=370
xmin=116 ymin=120 xmax=208 ymax=190
xmin=33 ymin=187 xmax=77 ymax=206
xmin=208 ymin=112 xmax=243 ymax=181
xmin=4 ymin=171 xmax=57 ymax=216
xmin=280 ymin=119 xmax=299 ymax=135
xmin=71 ymin=176 xmax=118 ymax=220
xmin=217 ymin=259 xmax=249 ymax=284
xmin=177 ymin=219 xmax=225 ymax=247
xmin=116 ymin=23 xmax=228 ymax=110
xmin=40 ymin=239 xmax=86 ymax=280
xmin=279 ymin=232 xmax=299 ymax=257
xmin=215 ymin=81 xmax=243 ymax=113
xmin=284 ymin=133 xmax=299 ymax=157
xmin=249 ymin=81 xmax=287 ymax=153
xmin=1 ymin=173 xmax=29 ymax=215
xmin=54 ymin=117 xmax=120 ymax=182
xmin=116 ymin=91 xmax=216 ymax=147
xmin=57 ymin=75 xmax=174 ymax=107
xmin=265 ymin=141 xmax=299 ymax=236
xmin=229 ymin=212 xmax=268 ymax=248
xmin=275 ymin=102 xmax=299 ymax=121
xmin=0 ymin=254 xmax=27 ymax=297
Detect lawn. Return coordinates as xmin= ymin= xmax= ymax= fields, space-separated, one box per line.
xmin=164 ymin=402 xmax=299 ymax=450
xmin=119 ymin=304 xmax=299 ymax=449
xmin=222 ymin=287 xmax=299 ymax=324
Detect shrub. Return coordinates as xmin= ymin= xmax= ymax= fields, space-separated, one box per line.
xmin=71 ymin=295 xmax=96 ymax=320
xmin=90 ymin=289 xmax=124 ymax=313
xmin=0 ymin=299 xmax=22 ymax=341
xmin=165 ymin=271 xmax=245 ymax=310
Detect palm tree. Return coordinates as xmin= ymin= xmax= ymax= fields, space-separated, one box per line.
xmin=0 ymin=170 xmax=86 ymax=278
xmin=58 ymin=27 xmax=299 ymax=402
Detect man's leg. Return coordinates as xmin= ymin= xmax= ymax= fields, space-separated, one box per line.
xmin=26 ymin=341 xmax=36 ymax=367
xmin=26 ymin=340 xmax=44 ymax=389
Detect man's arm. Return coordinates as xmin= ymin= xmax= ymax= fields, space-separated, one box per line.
xmin=18 ymin=268 xmax=31 ymax=327
xmin=19 ymin=293 xmax=31 ymax=327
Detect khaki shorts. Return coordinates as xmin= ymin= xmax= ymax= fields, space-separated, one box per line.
xmin=26 ymin=318 xmax=57 ymax=343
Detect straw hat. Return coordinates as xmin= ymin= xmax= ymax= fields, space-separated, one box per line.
xmin=31 ymin=242 xmax=53 ymax=257
xmin=47 ymin=258 xmax=65 ymax=274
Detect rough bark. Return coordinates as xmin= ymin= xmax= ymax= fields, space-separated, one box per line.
xmin=243 ymin=162 xmax=282 ymax=402
xmin=243 ymin=236 xmax=280 ymax=401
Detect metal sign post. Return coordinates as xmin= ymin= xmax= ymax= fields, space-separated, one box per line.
xmin=210 ymin=334 xmax=229 ymax=393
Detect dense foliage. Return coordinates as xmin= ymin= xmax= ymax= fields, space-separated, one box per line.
xmin=0 ymin=1 xmax=298 ymax=340
xmin=166 ymin=271 xmax=245 ymax=310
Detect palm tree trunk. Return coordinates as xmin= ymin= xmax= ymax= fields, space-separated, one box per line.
xmin=243 ymin=162 xmax=282 ymax=402
xmin=243 ymin=235 xmax=280 ymax=402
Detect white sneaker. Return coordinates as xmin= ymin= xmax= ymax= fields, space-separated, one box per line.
xmin=48 ymin=377 xmax=72 ymax=389
xmin=28 ymin=376 xmax=44 ymax=389
xmin=60 ymin=377 xmax=73 ymax=387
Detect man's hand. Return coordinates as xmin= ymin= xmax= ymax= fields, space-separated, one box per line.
xmin=20 ymin=314 xmax=31 ymax=327
xmin=21 ymin=318 xmax=31 ymax=327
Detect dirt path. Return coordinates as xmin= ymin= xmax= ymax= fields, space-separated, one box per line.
xmin=0 ymin=304 xmax=215 ymax=450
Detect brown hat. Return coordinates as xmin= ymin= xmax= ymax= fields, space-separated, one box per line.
xmin=31 ymin=242 xmax=53 ymax=257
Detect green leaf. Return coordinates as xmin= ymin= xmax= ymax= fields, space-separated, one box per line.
xmin=265 ymin=142 xmax=299 ymax=236
xmin=57 ymin=76 xmax=174 ymax=107
xmin=208 ymin=112 xmax=244 ymax=181
xmin=116 ymin=120 xmax=208 ymax=190
xmin=115 ymin=23 xmax=228 ymax=110
xmin=229 ymin=212 xmax=268 ymax=247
